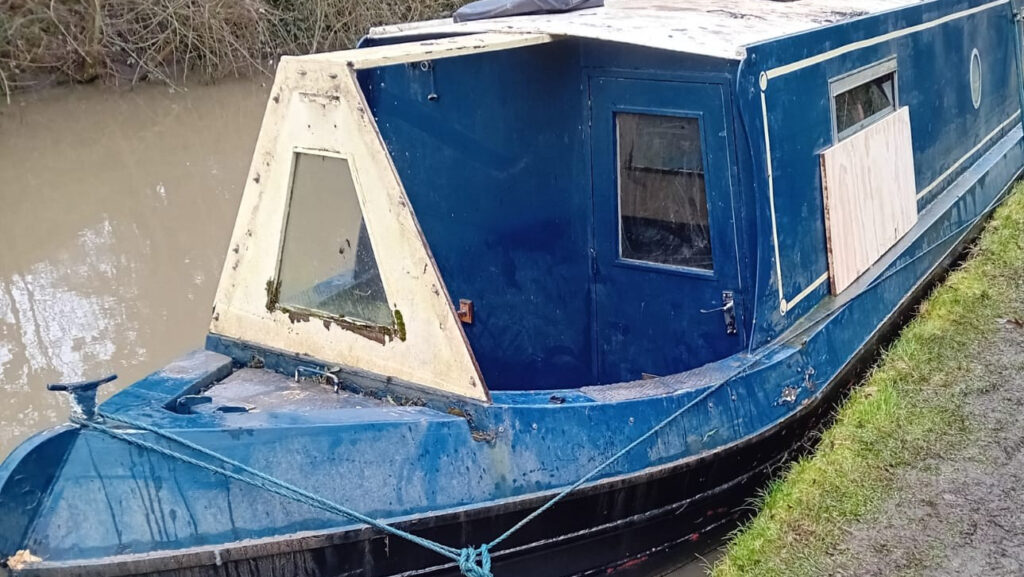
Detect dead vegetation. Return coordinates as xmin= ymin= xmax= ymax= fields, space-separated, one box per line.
xmin=0 ymin=0 xmax=462 ymax=100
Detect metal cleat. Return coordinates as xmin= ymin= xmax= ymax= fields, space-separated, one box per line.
xmin=47 ymin=374 xmax=118 ymax=421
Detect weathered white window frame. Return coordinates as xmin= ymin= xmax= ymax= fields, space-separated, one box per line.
xmin=270 ymin=147 xmax=398 ymax=339
xmin=829 ymin=57 xmax=899 ymax=142
xmin=211 ymin=33 xmax=555 ymax=402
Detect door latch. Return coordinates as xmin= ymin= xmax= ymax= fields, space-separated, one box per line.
xmin=457 ymin=299 xmax=474 ymax=324
xmin=700 ymin=291 xmax=737 ymax=335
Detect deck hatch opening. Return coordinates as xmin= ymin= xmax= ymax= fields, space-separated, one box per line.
xmin=616 ymin=112 xmax=713 ymax=270
xmin=276 ymin=152 xmax=393 ymax=327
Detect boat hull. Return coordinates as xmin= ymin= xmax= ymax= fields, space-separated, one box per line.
xmin=14 ymin=198 xmax=984 ymax=577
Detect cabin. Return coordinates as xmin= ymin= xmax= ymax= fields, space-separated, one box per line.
xmin=211 ymin=0 xmax=1023 ymax=401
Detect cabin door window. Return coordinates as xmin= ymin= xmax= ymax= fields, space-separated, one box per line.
xmin=275 ymin=151 xmax=393 ymax=327
xmin=617 ymin=113 xmax=713 ymax=270
xmin=589 ymin=77 xmax=744 ymax=384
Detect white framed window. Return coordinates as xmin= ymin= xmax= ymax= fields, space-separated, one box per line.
xmin=829 ymin=57 xmax=898 ymax=142
xmin=274 ymin=150 xmax=394 ymax=329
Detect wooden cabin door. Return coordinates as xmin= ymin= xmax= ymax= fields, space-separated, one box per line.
xmin=589 ymin=77 xmax=743 ymax=383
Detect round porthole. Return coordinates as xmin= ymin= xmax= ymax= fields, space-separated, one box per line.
xmin=970 ymin=48 xmax=982 ymax=109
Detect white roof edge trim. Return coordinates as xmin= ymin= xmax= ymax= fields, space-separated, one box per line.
xmin=210 ymin=57 xmax=491 ymax=402
xmin=369 ymin=17 xmax=454 ymax=37
xmin=294 ymin=32 xmax=556 ymax=70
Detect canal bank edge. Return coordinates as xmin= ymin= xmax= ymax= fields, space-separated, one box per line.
xmin=712 ymin=183 xmax=1024 ymax=577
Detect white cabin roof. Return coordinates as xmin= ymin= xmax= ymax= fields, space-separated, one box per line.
xmin=368 ymin=0 xmax=924 ymax=60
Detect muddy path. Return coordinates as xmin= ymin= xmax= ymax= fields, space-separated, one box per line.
xmin=829 ymin=316 xmax=1024 ymax=575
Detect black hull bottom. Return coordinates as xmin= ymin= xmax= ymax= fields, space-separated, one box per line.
xmin=30 ymin=208 xmax=983 ymax=577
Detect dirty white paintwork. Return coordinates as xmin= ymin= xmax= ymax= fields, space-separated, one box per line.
xmin=211 ymin=56 xmax=489 ymax=401
xmin=339 ymin=32 xmax=554 ymax=69
xmin=369 ymin=0 xmax=924 ymax=60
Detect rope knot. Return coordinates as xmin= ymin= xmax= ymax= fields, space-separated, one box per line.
xmin=458 ymin=544 xmax=492 ymax=577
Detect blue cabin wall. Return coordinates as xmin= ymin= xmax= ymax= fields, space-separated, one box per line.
xmin=358 ymin=0 xmax=1020 ymax=390
xmin=736 ymin=0 xmax=1023 ymax=348
xmin=360 ymin=41 xmax=750 ymax=390
xmin=360 ymin=44 xmax=592 ymax=391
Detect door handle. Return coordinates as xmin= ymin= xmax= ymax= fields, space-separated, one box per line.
xmin=700 ymin=291 xmax=737 ymax=335
xmin=699 ymin=300 xmax=733 ymax=314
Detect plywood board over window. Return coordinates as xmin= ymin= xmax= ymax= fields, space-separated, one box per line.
xmin=820 ymin=107 xmax=918 ymax=294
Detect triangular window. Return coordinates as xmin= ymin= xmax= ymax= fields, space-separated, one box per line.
xmin=275 ymin=152 xmax=393 ymax=328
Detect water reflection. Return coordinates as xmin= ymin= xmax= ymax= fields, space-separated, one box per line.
xmin=0 ymin=80 xmax=270 ymax=455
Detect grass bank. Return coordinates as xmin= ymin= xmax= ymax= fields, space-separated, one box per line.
xmin=712 ymin=184 xmax=1024 ymax=577
xmin=0 ymin=0 xmax=460 ymax=99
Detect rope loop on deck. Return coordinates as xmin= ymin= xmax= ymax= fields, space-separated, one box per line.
xmin=458 ymin=545 xmax=492 ymax=577
xmin=72 ymin=379 xmax=725 ymax=577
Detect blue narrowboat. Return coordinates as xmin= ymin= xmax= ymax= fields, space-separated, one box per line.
xmin=2 ymin=0 xmax=1023 ymax=574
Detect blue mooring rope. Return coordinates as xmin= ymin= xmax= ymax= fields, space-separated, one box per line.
xmin=72 ymin=380 xmax=725 ymax=577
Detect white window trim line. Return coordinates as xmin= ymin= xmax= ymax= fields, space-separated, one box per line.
xmin=916 ymin=110 xmax=1022 ymax=200
xmin=296 ymin=32 xmax=555 ymax=71
xmin=829 ymin=56 xmax=899 ymax=143
xmin=763 ymin=0 xmax=1009 ymax=82
xmin=829 ymin=56 xmax=898 ymax=96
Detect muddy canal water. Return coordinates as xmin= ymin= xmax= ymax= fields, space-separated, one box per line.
xmin=0 ymin=80 xmax=270 ymax=455
xmin=0 ymin=81 xmax=713 ymax=577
